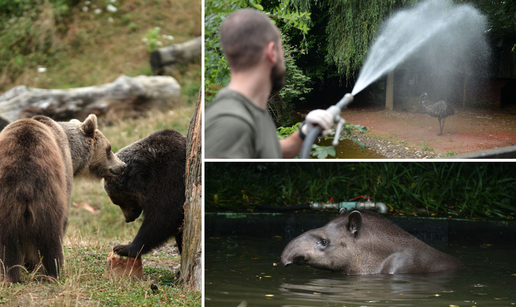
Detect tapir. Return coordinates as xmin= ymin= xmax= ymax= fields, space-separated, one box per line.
xmin=280 ymin=210 xmax=466 ymax=274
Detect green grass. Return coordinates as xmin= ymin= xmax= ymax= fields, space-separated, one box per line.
xmin=0 ymin=242 xmax=200 ymax=306
xmin=206 ymin=162 xmax=516 ymax=219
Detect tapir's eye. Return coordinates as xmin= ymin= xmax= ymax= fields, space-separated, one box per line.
xmin=318 ymin=239 xmax=329 ymax=247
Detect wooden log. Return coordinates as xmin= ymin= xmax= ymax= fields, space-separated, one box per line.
xmin=180 ymin=88 xmax=202 ymax=291
xmin=0 ymin=75 xmax=181 ymax=123
xmin=150 ymin=37 xmax=202 ymax=75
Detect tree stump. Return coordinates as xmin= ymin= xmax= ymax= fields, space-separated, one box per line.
xmin=0 ymin=75 xmax=181 ymax=123
xmin=180 ymin=88 xmax=202 ymax=290
xmin=150 ymin=37 xmax=202 ymax=75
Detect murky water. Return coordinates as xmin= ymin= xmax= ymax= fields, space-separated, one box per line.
xmin=205 ymin=237 xmax=516 ymax=307
xmin=314 ymin=138 xmax=386 ymax=159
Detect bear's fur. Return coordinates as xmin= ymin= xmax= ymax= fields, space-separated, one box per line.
xmin=0 ymin=114 xmax=125 ymax=283
xmin=103 ymin=129 xmax=186 ymax=258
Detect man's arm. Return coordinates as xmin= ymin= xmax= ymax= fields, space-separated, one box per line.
xmin=279 ymin=132 xmax=304 ymax=159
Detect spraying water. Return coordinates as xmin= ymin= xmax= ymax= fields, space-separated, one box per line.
xmin=352 ymin=0 xmax=489 ymax=96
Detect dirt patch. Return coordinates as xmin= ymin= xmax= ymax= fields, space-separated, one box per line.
xmin=340 ymin=106 xmax=516 ymax=156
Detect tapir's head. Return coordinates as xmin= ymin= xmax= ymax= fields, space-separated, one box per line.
xmin=280 ymin=210 xmax=363 ymax=272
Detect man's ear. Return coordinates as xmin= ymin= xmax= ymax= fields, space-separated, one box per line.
xmin=264 ymin=41 xmax=278 ymax=64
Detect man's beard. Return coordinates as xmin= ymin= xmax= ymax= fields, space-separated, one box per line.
xmin=270 ymin=60 xmax=286 ymax=93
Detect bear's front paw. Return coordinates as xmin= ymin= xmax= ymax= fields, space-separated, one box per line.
xmin=113 ymin=244 xmax=142 ymax=258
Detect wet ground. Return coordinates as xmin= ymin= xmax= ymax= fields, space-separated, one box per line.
xmin=338 ymin=106 xmax=516 ymax=158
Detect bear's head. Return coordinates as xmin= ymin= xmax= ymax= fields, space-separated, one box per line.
xmin=62 ymin=114 xmax=126 ymax=180
xmin=104 ymin=189 xmax=143 ymax=223
xmin=104 ymin=169 xmax=145 ymax=223
xmin=103 ymin=139 xmax=153 ymax=223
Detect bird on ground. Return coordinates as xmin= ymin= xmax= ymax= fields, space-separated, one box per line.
xmin=420 ymin=93 xmax=454 ymax=136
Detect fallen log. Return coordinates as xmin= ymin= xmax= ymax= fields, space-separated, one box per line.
xmin=0 ymin=75 xmax=181 ymax=123
xmin=150 ymin=37 xmax=202 ymax=75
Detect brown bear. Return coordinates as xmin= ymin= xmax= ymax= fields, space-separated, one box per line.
xmin=103 ymin=129 xmax=186 ymax=258
xmin=0 ymin=114 xmax=125 ymax=283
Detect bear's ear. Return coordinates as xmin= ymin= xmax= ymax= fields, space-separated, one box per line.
xmin=81 ymin=114 xmax=98 ymax=139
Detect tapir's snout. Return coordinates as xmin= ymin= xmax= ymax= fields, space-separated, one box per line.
xmin=280 ymin=248 xmax=291 ymax=267
xmin=280 ymin=253 xmax=293 ymax=267
xmin=280 ymin=240 xmax=308 ymax=267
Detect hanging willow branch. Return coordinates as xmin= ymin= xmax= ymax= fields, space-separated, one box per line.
xmin=288 ymin=0 xmax=417 ymax=83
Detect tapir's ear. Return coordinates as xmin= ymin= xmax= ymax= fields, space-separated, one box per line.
xmin=81 ymin=114 xmax=97 ymax=139
xmin=347 ymin=211 xmax=362 ymax=235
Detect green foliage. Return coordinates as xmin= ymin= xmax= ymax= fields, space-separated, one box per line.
xmin=466 ymin=0 xmax=516 ymax=42
xmin=204 ymin=0 xmax=312 ymax=122
xmin=268 ymin=35 xmax=312 ymax=125
xmin=311 ymin=144 xmax=335 ymax=159
xmin=206 ymin=162 xmax=516 ymax=219
xmin=0 ymin=0 xmax=70 ymax=86
xmin=277 ymin=122 xmax=302 ymax=139
xmin=323 ymin=0 xmax=418 ymax=82
xmin=143 ymin=27 xmax=163 ymax=52
xmin=0 ymin=0 xmax=74 ymax=19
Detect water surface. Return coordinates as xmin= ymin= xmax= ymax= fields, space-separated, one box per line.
xmin=314 ymin=138 xmax=386 ymax=159
xmin=205 ymin=236 xmax=516 ymax=307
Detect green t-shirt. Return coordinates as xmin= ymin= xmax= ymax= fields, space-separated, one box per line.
xmin=205 ymin=88 xmax=282 ymax=159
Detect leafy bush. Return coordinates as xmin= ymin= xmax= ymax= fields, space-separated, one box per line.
xmin=0 ymin=0 xmax=76 ymax=89
xmin=206 ymin=162 xmax=516 ymax=219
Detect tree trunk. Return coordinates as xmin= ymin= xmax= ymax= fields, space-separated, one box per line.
xmin=180 ymin=88 xmax=202 ymax=290
xmin=0 ymin=75 xmax=181 ymax=123
xmin=385 ymin=70 xmax=394 ymax=110
xmin=463 ymin=74 xmax=468 ymax=109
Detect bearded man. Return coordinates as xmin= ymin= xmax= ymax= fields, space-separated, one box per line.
xmin=206 ymin=9 xmax=334 ymax=159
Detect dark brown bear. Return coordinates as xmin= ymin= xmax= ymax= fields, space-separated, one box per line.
xmin=0 ymin=114 xmax=125 ymax=283
xmin=103 ymin=129 xmax=186 ymax=258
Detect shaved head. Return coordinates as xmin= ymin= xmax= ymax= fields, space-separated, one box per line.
xmin=220 ymin=9 xmax=281 ymax=71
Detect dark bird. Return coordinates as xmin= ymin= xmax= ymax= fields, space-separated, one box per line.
xmin=420 ymin=93 xmax=454 ymax=136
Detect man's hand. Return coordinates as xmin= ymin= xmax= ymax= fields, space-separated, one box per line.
xmin=301 ymin=109 xmax=335 ymax=137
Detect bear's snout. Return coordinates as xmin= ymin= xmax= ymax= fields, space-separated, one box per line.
xmin=110 ymin=163 xmax=126 ymax=176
